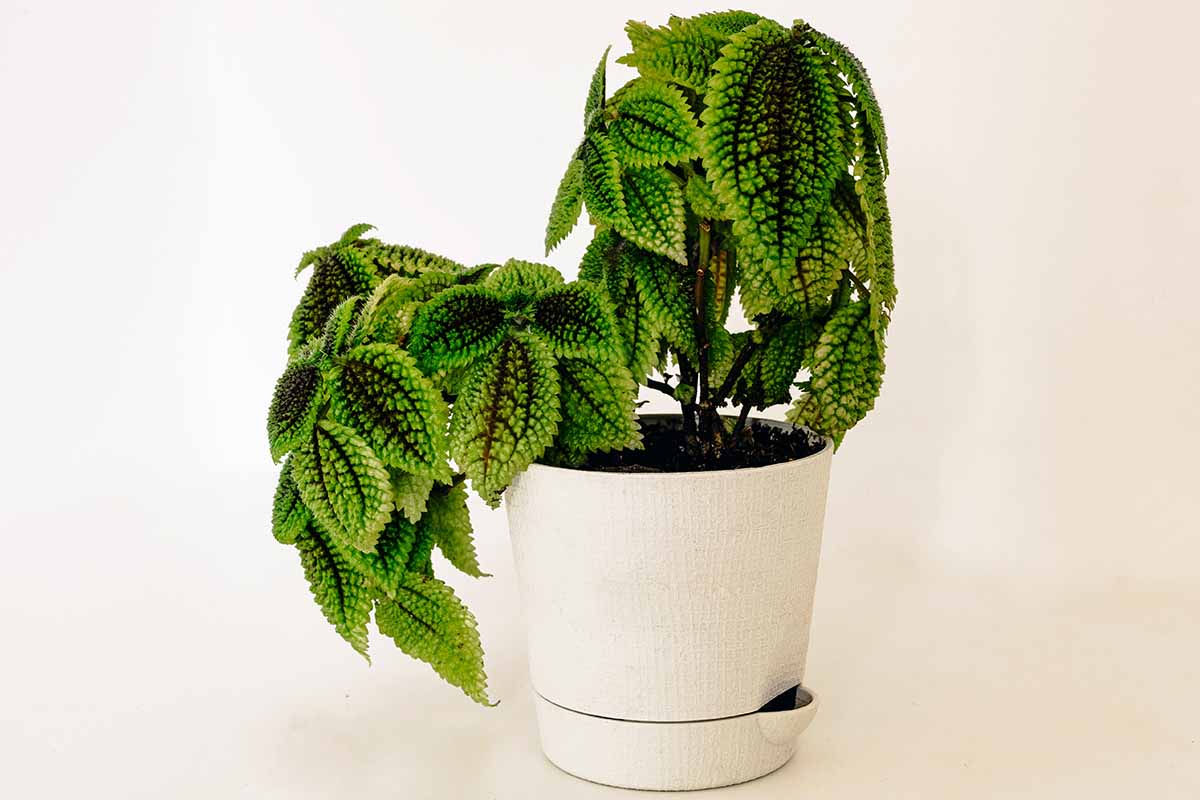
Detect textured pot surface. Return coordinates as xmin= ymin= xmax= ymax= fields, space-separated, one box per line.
xmin=505 ymin=419 xmax=834 ymax=724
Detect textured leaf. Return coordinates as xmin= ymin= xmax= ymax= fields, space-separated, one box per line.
xmin=291 ymin=419 xmax=394 ymax=552
xmin=294 ymin=517 xmax=373 ymax=659
xmin=578 ymin=128 xmax=628 ymax=228
xmin=693 ymin=10 xmax=765 ymax=36
xmin=579 ymin=231 xmax=660 ymax=378
xmin=484 ymin=258 xmax=564 ymax=304
xmin=701 ymin=19 xmax=847 ymax=310
xmin=407 ymin=286 xmax=510 ymax=374
xmin=353 ymin=272 xmax=457 ymax=347
xmin=529 ymin=282 xmax=618 ymax=359
xmin=424 ymin=481 xmax=486 ymax=578
xmin=391 ymin=471 xmax=435 ymax=525
xmin=805 ymin=22 xmax=888 ymax=174
xmin=449 ymin=335 xmax=560 ymax=506
xmin=859 ymin=134 xmax=896 ymax=325
xmin=556 ymin=358 xmax=641 ymax=454
xmin=267 ymin=355 xmax=325 ymax=462
xmin=360 ymin=242 xmax=463 ymax=277
xmin=289 ymin=246 xmax=376 ymax=354
xmin=337 ymin=223 xmax=376 ymax=246
xmin=788 ymin=301 xmax=884 ymax=437
xmin=320 ymin=296 xmax=365 ymax=359
xmin=627 ymin=243 xmax=696 ymax=358
xmin=620 ymin=15 xmax=742 ymax=92
xmin=607 ymin=79 xmax=700 ymax=168
xmin=614 ymin=166 xmax=687 ymax=264
xmin=339 ymin=514 xmax=432 ymax=596
xmin=272 ymin=458 xmax=310 ymax=544
xmin=584 ymin=46 xmax=611 ymax=126
xmin=328 ymin=343 xmax=449 ymax=478
xmin=375 ymin=573 xmax=490 ymax=705
xmin=736 ymin=318 xmax=823 ymax=409
xmin=545 ymin=155 xmax=584 ymax=254
xmin=684 ymin=173 xmax=727 ymax=220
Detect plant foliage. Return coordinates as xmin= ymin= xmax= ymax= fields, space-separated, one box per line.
xmin=547 ymin=12 xmax=895 ymax=450
xmin=267 ymin=226 xmax=638 ymax=703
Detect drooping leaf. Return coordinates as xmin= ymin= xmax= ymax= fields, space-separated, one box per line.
xmin=735 ymin=318 xmax=823 ymax=409
xmin=859 ymin=132 xmax=896 ymax=326
xmin=328 ymin=343 xmax=449 ymax=478
xmin=294 ymin=517 xmax=374 ymax=659
xmin=289 ymin=246 xmax=376 ymax=355
xmin=529 ymin=282 xmax=619 ymax=359
xmin=701 ymin=19 xmax=847 ymax=310
xmin=614 ymin=166 xmax=687 ymax=264
xmin=579 ymin=231 xmax=661 ymax=378
xmin=556 ymin=358 xmax=641 ymax=454
xmin=291 ymin=419 xmax=394 ymax=552
xmin=375 ymin=573 xmax=490 ymax=705
xmin=584 ymin=46 xmax=611 ymax=127
xmin=578 ymin=127 xmax=628 ymax=228
xmin=545 ymin=155 xmax=584 ymax=254
xmin=484 ymin=258 xmax=564 ymax=304
xmin=424 ymin=481 xmax=487 ymax=578
xmin=788 ymin=301 xmax=884 ymax=438
xmin=804 ymin=22 xmax=889 ymax=174
xmin=391 ymin=471 xmax=436 ymax=525
xmin=607 ymin=79 xmax=700 ymax=168
xmin=627 ymin=242 xmax=696 ymax=359
xmin=272 ymin=457 xmax=310 ymax=544
xmin=339 ymin=513 xmax=431 ymax=596
xmin=449 ymin=335 xmax=560 ymax=506
xmin=267 ymin=355 xmax=325 ymax=462
xmin=407 ymin=285 xmax=510 ymax=374
xmin=619 ymin=14 xmax=753 ymax=92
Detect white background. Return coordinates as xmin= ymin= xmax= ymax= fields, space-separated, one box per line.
xmin=2 ymin=0 xmax=1198 ymax=797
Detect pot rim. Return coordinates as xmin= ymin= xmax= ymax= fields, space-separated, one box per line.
xmin=528 ymin=413 xmax=833 ymax=479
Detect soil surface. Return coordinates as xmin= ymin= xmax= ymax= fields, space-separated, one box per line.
xmin=579 ymin=417 xmax=826 ymax=473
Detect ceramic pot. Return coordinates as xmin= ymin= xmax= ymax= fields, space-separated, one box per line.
xmin=505 ymin=417 xmax=834 ymax=790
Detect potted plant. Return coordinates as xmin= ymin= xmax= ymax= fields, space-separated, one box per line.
xmin=508 ymin=10 xmax=893 ymax=790
xmin=265 ymin=9 xmax=893 ymax=792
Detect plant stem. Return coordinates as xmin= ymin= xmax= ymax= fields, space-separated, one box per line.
xmin=731 ymin=402 xmax=753 ymax=438
xmin=714 ymin=336 xmax=758 ymax=402
xmin=646 ymin=378 xmax=675 ymax=397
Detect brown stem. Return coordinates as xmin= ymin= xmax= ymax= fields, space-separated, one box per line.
xmin=731 ymin=402 xmax=753 ymax=438
xmin=645 ymin=378 xmax=675 ymax=397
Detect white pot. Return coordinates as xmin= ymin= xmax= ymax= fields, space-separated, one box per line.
xmin=505 ymin=418 xmax=834 ymax=791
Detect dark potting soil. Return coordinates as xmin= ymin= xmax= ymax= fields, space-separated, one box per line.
xmin=579 ymin=418 xmax=826 ymax=473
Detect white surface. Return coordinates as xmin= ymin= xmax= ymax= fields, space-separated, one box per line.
xmin=2 ymin=0 xmax=1199 ymax=797
xmin=506 ymin=445 xmax=831 ymax=724
xmin=532 ymin=690 xmax=818 ymax=791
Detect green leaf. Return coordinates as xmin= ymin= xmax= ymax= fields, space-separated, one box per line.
xmin=294 ymin=516 xmax=374 ymax=659
xmin=337 ymin=223 xmax=376 ymax=246
xmin=584 ymin=46 xmax=611 ymax=126
xmin=735 ymin=318 xmax=823 ymax=409
xmin=556 ymin=357 xmax=641 ymax=454
xmin=545 ymin=155 xmax=584 ymax=254
xmin=391 ymin=471 xmax=435 ymax=525
xmin=484 ymin=258 xmax=564 ymax=304
xmin=684 ymin=173 xmax=727 ymax=220
xmin=360 ymin=242 xmax=464 ymax=278
xmin=375 ymin=573 xmax=490 ymax=705
xmin=529 ymin=282 xmax=619 ymax=359
xmin=859 ymin=133 xmax=896 ymax=325
xmin=272 ymin=457 xmax=310 ymax=544
xmin=804 ymin=22 xmax=889 ymax=174
xmin=328 ymin=343 xmax=449 ymax=478
xmin=579 ymin=231 xmax=660 ymax=378
xmin=424 ymin=481 xmax=487 ymax=578
xmin=620 ymin=16 xmax=734 ymax=92
xmin=607 ymin=79 xmax=700 ymax=168
xmin=788 ymin=301 xmax=884 ymax=438
xmin=407 ymin=285 xmax=510 ymax=374
xmin=320 ymin=296 xmax=365 ymax=359
xmin=289 ymin=247 xmax=376 ymax=355
xmin=701 ymin=20 xmax=847 ymax=309
xmin=291 ymin=419 xmax=394 ymax=552
xmin=353 ymin=272 xmax=457 ymax=347
xmin=449 ymin=335 xmax=560 ymax=506
xmin=578 ymin=127 xmax=628 ymax=228
xmin=627 ymin=242 xmax=696 ymax=358
xmin=692 ymin=10 xmax=765 ymax=36
xmin=339 ymin=513 xmax=432 ymax=596
xmin=614 ymin=166 xmax=687 ymax=264
xmin=267 ymin=355 xmax=325 ymax=462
